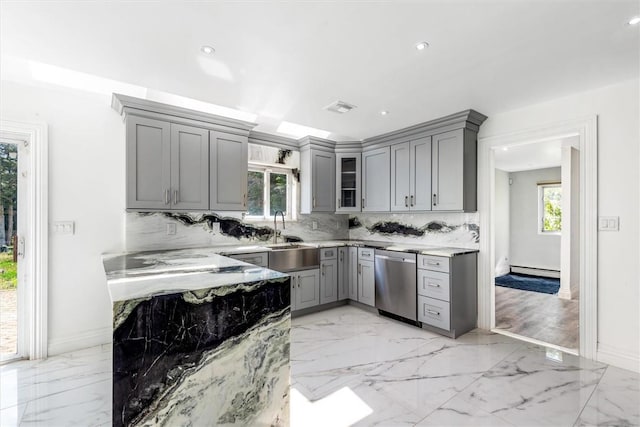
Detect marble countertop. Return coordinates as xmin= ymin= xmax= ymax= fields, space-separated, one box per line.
xmin=215 ymin=240 xmax=478 ymax=257
xmin=103 ymin=247 xmax=289 ymax=302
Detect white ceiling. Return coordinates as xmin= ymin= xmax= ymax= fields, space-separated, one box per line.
xmin=1 ymin=1 xmax=638 ymax=141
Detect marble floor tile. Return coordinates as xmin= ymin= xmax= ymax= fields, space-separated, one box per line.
xmin=415 ymin=398 xmax=514 ymax=426
xmin=575 ymin=365 xmax=640 ymax=426
xmin=0 ymin=403 xmax=26 ymax=427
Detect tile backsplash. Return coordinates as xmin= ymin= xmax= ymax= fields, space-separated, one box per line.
xmin=348 ymin=212 xmax=479 ymax=249
xmin=125 ymin=211 xmax=349 ymax=252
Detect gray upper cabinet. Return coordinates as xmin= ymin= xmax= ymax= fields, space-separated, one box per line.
xmin=432 ymin=129 xmax=476 ymax=211
xmin=390 ymin=142 xmax=411 ymax=211
xmin=126 ymin=116 xmax=209 ymax=211
xmin=301 ymin=148 xmax=335 ymax=213
xmin=335 ymin=153 xmax=361 ymax=212
xmin=410 ymin=137 xmax=433 ymax=211
xmin=126 ymin=116 xmax=171 ymax=210
xmin=171 ymin=124 xmax=209 ymax=210
xmin=390 ymin=136 xmax=432 ymax=212
xmin=362 ymin=147 xmax=390 ymax=212
xmin=209 ymin=131 xmax=248 ymax=211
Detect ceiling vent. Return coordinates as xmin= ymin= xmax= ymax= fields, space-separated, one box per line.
xmin=324 ymin=100 xmax=357 ymax=114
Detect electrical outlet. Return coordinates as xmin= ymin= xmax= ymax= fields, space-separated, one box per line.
xmin=312 ymin=221 xmax=318 ymax=230
xmin=166 ymin=223 xmax=176 ymax=235
xmin=211 ymin=222 xmax=221 ymax=233
xmin=53 ymin=221 xmax=75 ymax=235
xmin=598 ymin=216 xmax=619 ymax=231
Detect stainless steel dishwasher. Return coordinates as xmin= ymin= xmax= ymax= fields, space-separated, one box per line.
xmin=374 ymin=249 xmax=417 ymax=322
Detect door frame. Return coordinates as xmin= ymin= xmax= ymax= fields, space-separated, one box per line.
xmin=477 ymin=115 xmax=598 ymax=360
xmin=0 ymin=119 xmax=48 ymax=360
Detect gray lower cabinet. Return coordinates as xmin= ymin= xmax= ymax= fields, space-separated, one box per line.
xmin=348 ymin=247 xmax=358 ymax=300
xmin=209 ymin=131 xmax=248 ymax=211
xmin=320 ymin=247 xmax=338 ymax=304
xmin=417 ymin=252 xmax=477 ymax=338
xmin=126 ymin=117 xmax=208 ymax=210
xmin=357 ymin=248 xmax=375 ymax=306
xmin=292 ymin=269 xmax=321 ymax=311
xmin=337 ymin=247 xmax=349 ymax=300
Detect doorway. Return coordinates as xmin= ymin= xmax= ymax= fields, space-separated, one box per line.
xmin=0 ymin=119 xmax=48 ymax=362
xmin=492 ymin=139 xmax=579 ymax=352
xmin=477 ymin=116 xmax=598 ymax=360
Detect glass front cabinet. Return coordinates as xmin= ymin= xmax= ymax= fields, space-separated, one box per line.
xmin=335 ymin=153 xmax=361 ymax=212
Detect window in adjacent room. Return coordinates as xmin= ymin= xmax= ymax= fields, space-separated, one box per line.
xmin=538 ymin=183 xmax=562 ymax=234
xmin=246 ymin=166 xmax=294 ymax=220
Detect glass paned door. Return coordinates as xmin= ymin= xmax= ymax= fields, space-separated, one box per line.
xmin=336 ymin=153 xmax=361 ymax=212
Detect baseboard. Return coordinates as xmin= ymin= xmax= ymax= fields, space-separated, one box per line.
xmin=597 ymin=343 xmax=640 ymax=373
xmin=510 ymin=265 xmax=560 ymax=279
xmin=48 ymin=327 xmax=112 ymax=356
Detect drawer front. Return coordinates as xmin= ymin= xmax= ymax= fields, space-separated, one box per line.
xmin=229 ymin=252 xmax=269 ymax=268
xmin=418 ymin=296 xmax=451 ymax=331
xmin=358 ymin=247 xmax=374 ymax=260
xmin=321 ymin=247 xmax=337 ymax=260
xmin=418 ymin=255 xmax=450 ymax=273
xmin=417 ymin=270 xmax=450 ymax=301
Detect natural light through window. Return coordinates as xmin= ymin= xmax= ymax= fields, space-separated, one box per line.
xmin=290 ymin=386 xmax=373 ymax=427
xmin=246 ymin=166 xmax=293 ymax=219
xmin=539 ymin=183 xmax=562 ymax=233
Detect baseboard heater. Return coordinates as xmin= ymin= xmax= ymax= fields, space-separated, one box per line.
xmin=510 ymin=265 xmax=560 ymax=279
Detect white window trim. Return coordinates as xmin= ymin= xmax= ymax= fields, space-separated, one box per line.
xmin=538 ymin=183 xmax=562 ymax=235
xmin=245 ymin=164 xmax=296 ymax=221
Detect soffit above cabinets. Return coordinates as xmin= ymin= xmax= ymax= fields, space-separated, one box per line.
xmin=2 ymin=2 xmax=638 ymax=140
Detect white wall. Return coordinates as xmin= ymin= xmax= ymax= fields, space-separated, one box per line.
xmin=494 ymin=169 xmax=510 ymax=276
xmin=509 ymin=167 xmax=561 ymax=271
xmin=0 ymin=80 xmax=126 ymax=355
xmin=479 ymin=78 xmax=640 ymax=371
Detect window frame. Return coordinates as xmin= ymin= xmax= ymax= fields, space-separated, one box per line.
xmin=245 ymin=164 xmax=295 ymax=221
xmin=538 ymin=182 xmax=562 ymax=235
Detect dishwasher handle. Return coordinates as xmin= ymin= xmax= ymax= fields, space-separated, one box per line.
xmin=375 ymin=254 xmax=416 ymax=264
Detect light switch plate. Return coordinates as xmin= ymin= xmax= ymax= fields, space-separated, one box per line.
xmin=312 ymin=221 xmax=318 ymax=230
xmin=53 ymin=221 xmax=75 ymax=235
xmin=598 ymin=216 xmax=619 ymax=231
xmin=211 ymin=222 xmax=221 ymax=233
xmin=166 ymin=223 xmax=177 ymax=235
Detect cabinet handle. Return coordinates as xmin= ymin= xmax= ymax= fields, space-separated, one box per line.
xmin=174 ymin=190 xmax=179 ymax=205
xmin=165 ymin=189 xmax=170 ymax=205
xmin=405 ymin=196 xmax=408 ymax=207
xmin=243 ymin=193 xmax=246 ymax=207
xmin=297 ymin=276 xmax=300 ymax=288
xmin=362 ymin=198 xmax=365 ymax=208
xmin=358 ymin=263 xmax=361 ymax=274
xmin=433 ymin=193 xmax=437 ymax=206
xmin=426 ymin=261 xmax=440 ymax=266
xmin=426 ymin=309 xmax=440 ymax=316
xmin=339 ymin=252 xmax=343 ymax=262
xmin=428 ymin=283 xmax=441 ymax=288
xmin=321 ymin=264 xmax=325 ymax=276
xmin=410 ymin=195 xmax=414 ymax=207
xmin=313 ymin=196 xmax=316 ymax=208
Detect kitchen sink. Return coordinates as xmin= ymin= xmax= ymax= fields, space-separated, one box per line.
xmin=268 ymin=245 xmax=319 ymax=272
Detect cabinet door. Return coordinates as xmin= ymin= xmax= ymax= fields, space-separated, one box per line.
xmin=432 ymin=130 xmax=464 ymax=211
xmin=362 ymin=147 xmax=390 ymax=212
xmin=312 ymin=151 xmax=336 ymax=212
xmin=336 ymin=153 xmax=361 ymax=212
xmin=390 ymin=142 xmax=411 ymax=211
xmin=320 ymin=259 xmax=338 ymax=304
xmin=348 ymin=247 xmax=358 ymax=300
xmin=126 ymin=116 xmax=171 ymax=209
xmin=296 ymin=269 xmax=320 ymax=310
xmin=358 ymin=260 xmax=375 ymax=307
xmin=338 ymin=247 xmax=349 ymax=300
xmin=210 ymin=131 xmax=248 ymax=211
xmin=170 ymin=124 xmax=209 ymax=210
xmin=410 ymin=136 xmax=432 ymax=211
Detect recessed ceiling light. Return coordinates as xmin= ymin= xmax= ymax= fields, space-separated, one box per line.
xmin=415 ymin=42 xmax=430 ymax=51
xmin=201 ymin=45 xmax=215 ymax=54
xmin=629 ymin=16 xmax=640 ymax=25
xmin=380 ymin=110 xmax=389 ymax=116
xmin=502 ymin=147 xmax=509 ymax=151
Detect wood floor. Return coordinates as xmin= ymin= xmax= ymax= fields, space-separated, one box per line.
xmin=495 ymin=286 xmax=579 ymax=349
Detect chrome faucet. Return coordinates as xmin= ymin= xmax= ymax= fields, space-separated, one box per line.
xmin=273 ymin=210 xmax=285 ymax=244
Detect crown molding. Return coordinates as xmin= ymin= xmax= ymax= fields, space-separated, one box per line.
xmin=298 ymin=135 xmax=337 ymax=152
xmin=248 ymin=131 xmax=299 ymax=150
